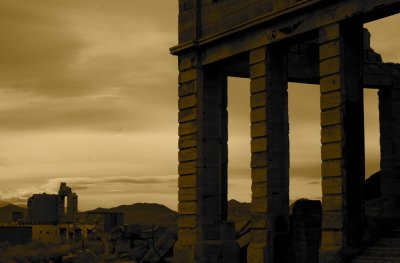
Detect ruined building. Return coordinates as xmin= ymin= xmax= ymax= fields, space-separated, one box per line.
xmin=171 ymin=0 xmax=400 ymax=262
xmin=28 ymin=182 xmax=78 ymax=224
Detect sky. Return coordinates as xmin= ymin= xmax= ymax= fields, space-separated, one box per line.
xmin=0 ymin=1 xmax=398 ymax=211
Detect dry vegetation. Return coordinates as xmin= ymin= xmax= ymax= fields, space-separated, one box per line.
xmin=0 ymin=239 xmax=104 ymax=263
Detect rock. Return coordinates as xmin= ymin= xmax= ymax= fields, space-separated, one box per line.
xmin=124 ymin=224 xmax=142 ymax=239
xmin=141 ymin=227 xmax=177 ymax=263
xmin=115 ymin=238 xmax=131 ymax=255
xmin=110 ymin=226 xmax=124 ymax=241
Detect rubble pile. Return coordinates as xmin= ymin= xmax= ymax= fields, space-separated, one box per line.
xmin=108 ymin=224 xmax=177 ymax=263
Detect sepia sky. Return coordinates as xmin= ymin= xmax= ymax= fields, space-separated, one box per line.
xmin=0 ymin=1 xmax=399 ymax=211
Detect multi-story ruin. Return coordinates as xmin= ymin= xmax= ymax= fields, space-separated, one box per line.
xmin=171 ymin=0 xmax=400 ymax=262
xmin=28 ymin=182 xmax=78 ymax=224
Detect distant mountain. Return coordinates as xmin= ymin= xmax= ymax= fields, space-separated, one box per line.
xmin=228 ymin=199 xmax=251 ymax=222
xmin=0 ymin=200 xmax=10 ymax=208
xmin=87 ymin=203 xmax=179 ymax=226
xmin=0 ymin=200 xmax=252 ymax=227
xmin=0 ymin=204 xmax=27 ymax=224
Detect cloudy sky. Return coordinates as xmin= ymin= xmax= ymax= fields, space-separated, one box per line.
xmin=0 ymin=1 xmax=398 ymax=211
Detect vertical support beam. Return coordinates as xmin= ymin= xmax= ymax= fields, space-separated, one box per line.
xmin=379 ymin=85 xmax=400 ymax=216
xmin=174 ymin=52 xmax=239 ymax=263
xmin=248 ymin=45 xmax=289 ymax=263
xmin=319 ymin=22 xmax=365 ymax=263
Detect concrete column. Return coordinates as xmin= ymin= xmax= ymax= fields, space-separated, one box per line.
xmin=174 ymin=52 xmax=239 ymax=263
xmin=319 ymin=22 xmax=365 ymax=263
xmin=247 ymin=45 xmax=289 ymax=263
xmin=379 ymin=85 xmax=400 ymax=216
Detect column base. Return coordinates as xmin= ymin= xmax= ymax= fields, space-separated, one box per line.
xmin=173 ymin=240 xmax=240 ymax=263
xmin=247 ymin=242 xmax=267 ymax=263
xmin=196 ymin=240 xmax=240 ymax=263
xmin=173 ymin=242 xmax=195 ymax=263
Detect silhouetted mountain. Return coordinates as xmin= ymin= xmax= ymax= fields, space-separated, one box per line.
xmin=228 ymin=199 xmax=251 ymax=222
xmin=0 ymin=200 xmax=10 ymax=208
xmin=0 ymin=204 xmax=27 ymax=223
xmin=87 ymin=203 xmax=178 ymax=226
xmin=0 ymin=200 xmax=252 ymax=227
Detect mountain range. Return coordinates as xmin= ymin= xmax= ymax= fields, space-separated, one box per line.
xmin=0 ymin=200 xmax=251 ymax=226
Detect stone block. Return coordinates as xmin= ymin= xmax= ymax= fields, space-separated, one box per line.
xmin=320 ymin=57 xmax=340 ymax=76
xmin=179 ymin=107 xmax=197 ymax=123
xmin=251 ymin=214 xmax=268 ymax=228
xmin=321 ymin=125 xmax=342 ymax=143
xmin=178 ymin=201 xmax=197 ymax=215
xmin=322 ymin=160 xmax=342 ymax=177
xmin=321 ymin=142 xmax=342 ymax=160
xmin=179 ymin=68 xmax=197 ymax=84
xmin=251 ymin=152 xmax=267 ymax=168
xmin=178 ymin=215 xmax=197 ymax=228
xmin=179 ymin=161 xmax=197 ymax=175
xmin=179 ymin=94 xmax=197 ymax=110
xmin=252 ymin=167 xmax=267 ymax=183
xmin=322 ymin=176 xmax=343 ymax=195
xmin=179 ymin=81 xmax=196 ymax=97
xmin=250 ymin=77 xmax=266 ymax=93
xmin=321 ymin=211 xmax=343 ymax=230
xmin=251 ymin=122 xmax=267 ymax=137
xmin=251 ymin=92 xmax=266 ymax=108
xmin=178 ymin=175 xmax=196 ymax=188
xmin=320 ymin=230 xmax=343 ymax=251
xmin=179 ymin=134 xmax=197 ymax=149
xmin=251 ymin=197 xmax=268 ymax=213
xmin=179 ymin=148 xmax=197 ymax=162
xmin=250 ymin=48 xmax=266 ymax=64
xmin=173 ymin=242 xmax=195 ymax=263
xmin=251 ymin=137 xmax=267 ymax=153
xmin=248 ymin=242 xmax=267 ymax=263
xmin=321 ymin=92 xmax=341 ymax=110
xmin=321 ymin=108 xmax=341 ymax=126
xmin=321 ymin=74 xmax=341 ymax=93
xmin=250 ymin=62 xmax=266 ymax=78
xmin=179 ymin=187 xmax=197 ymax=202
xmin=178 ymin=228 xmax=197 ymax=244
xmin=320 ymin=40 xmax=340 ymax=60
xmin=251 ymin=182 xmax=267 ymax=197
xmin=322 ymin=195 xmax=343 ymax=211
xmin=179 ymin=120 xmax=197 ymax=136
xmin=251 ymin=107 xmax=267 ymax=122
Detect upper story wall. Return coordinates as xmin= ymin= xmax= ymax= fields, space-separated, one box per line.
xmin=178 ymin=0 xmax=315 ymax=44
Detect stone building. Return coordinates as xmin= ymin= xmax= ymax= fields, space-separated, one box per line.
xmin=171 ymin=0 xmax=400 ymax=262
xmin=27 ymin=182 xmax=78 ymax=225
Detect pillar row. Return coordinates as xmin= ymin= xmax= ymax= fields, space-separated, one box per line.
xmin=319 ymin=22 xmax=365 ymax=263
xmin=247 ymin=45 xmax=289 ymax=263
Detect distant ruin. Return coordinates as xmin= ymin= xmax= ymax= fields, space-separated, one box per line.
xmin=28 ymin=182 xmax=78 ymax=225
xmin=171 ymin=0 xmax=400 ymax=262
xmin=0 ymin=183 xmax=123 ymax=245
